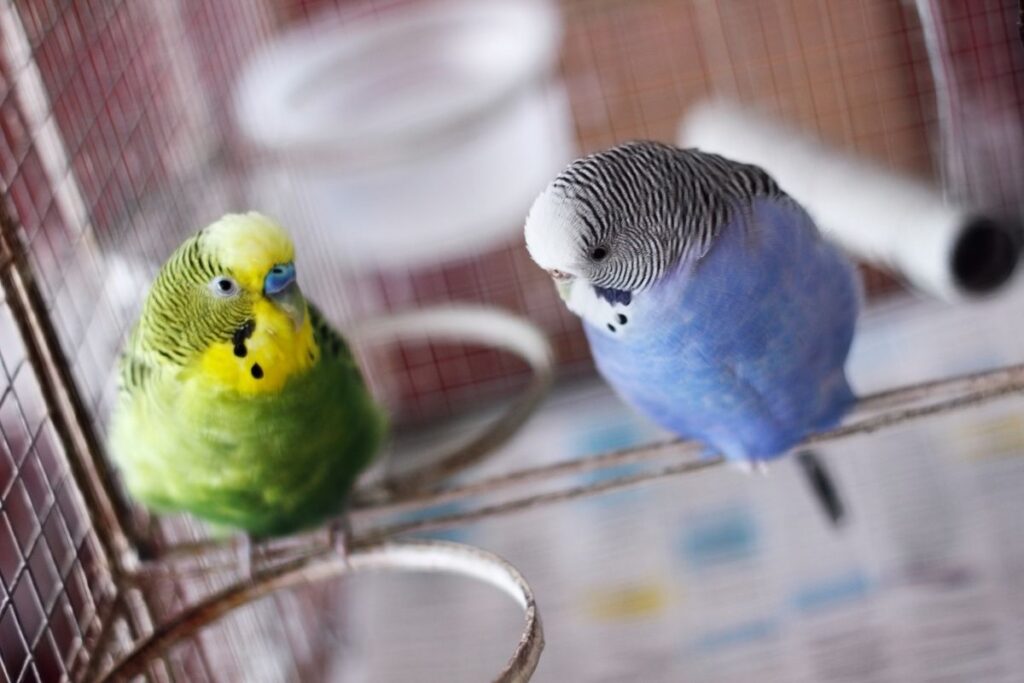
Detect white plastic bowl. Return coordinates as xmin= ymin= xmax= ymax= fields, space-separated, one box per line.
xmin=234 ymin=0 xmax=573 ymax=269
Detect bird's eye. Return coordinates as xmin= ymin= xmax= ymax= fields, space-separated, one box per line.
xmin=209 ymin=276 xmax=239 ymax=297
xmin=591 ymin=246 xmax=609 ymax=261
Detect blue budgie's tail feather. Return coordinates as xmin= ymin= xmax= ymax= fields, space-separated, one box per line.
xmin=791 ymin=370 xmax=852 ymax=529
xmin=797 ymin=450 xmax=846 ymax=526
xmin=804 ymin=373 xmax=854 ymax=528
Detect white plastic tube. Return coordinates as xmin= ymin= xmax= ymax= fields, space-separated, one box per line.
xmin=679 ymin=100 xmax=1021 ymax=300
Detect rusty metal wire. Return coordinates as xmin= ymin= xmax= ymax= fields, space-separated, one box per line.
xmin=51 ymin=359 xmax=1024 ymax=679
xmin=110 ymin=360 xmax=1024 ymax=578
xmin=2 ymin=0 xmax=1024 ymax=681
xmin=0 ymin=0 xmax=310 ymax=679
xmin=97 ymin=541 xmax=545 ymax=683
xmin=1019 ymin=0 xmax=1024 ymax=47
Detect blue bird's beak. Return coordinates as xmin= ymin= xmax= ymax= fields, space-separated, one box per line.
xmin=547 ymin=269 xmax=574 ymax=301
xmin=555 ymin=280 xmax=573 ymax=302
xmin=264 ymin=262 xmax=305 ymax=329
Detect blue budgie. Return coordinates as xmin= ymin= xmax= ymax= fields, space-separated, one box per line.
xmin=525 ymin=141 xmax=858 ymax=515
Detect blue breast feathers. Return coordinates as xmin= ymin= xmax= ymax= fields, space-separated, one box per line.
xmin=584 ymin=197 xmax=860 ymax=463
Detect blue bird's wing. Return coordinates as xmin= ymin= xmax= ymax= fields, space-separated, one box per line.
xmin=587 ymin=196 xmax=860 ymax=462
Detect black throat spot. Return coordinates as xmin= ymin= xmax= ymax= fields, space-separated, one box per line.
xmin=232 ymin=319 xmax=255 ymax=359
xmin=232 ymin=319 xmax=255 ymax=346
xmin=593 ymin=286 xmax=632 ymax=306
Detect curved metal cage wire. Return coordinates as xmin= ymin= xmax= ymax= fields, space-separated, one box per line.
xmin=1 ymin=0 xmax=1023 ymax=681
xmin=98 ymin=541 xmax=545 ymax=683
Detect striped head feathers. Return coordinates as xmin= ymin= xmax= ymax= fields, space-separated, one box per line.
xmin=524 ymin=141 xmax=784 ymax=333
xmin=134 ymin=212 xmax=317 ymax=393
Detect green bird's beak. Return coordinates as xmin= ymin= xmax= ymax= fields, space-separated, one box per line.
xmin=264 ymin=262 xmax=305 ymax=329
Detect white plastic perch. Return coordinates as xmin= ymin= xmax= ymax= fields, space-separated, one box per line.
xmin=679 ymin=100 xmax=1021 ymax=300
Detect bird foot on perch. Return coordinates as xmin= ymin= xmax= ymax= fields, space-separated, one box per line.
xmin=732 ymin=460 xmax=769 ymax=476
xmin=236 ymin=534 xmax=257 ymax=579
xmin=329 ymin=516 xmax=353 ymax=568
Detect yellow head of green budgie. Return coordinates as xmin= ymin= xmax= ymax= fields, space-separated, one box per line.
xmin=109 ymin=213 xmax=386 ymax=537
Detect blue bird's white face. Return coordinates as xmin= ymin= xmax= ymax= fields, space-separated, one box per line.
xmin=525 ymin=186 xmax=635 ymax=338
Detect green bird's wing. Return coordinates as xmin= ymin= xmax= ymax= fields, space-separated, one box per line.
xmin=109 ymin=304 xmax=387 ymax=537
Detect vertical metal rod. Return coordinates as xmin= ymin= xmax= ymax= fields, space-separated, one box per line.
xmin=0 ymin=0 xmax=155 ymax=568
xmin=0 ymin=207 xmax=143 ymax=572
xmin=1019 ymin=1 xmax=1023 ymax=48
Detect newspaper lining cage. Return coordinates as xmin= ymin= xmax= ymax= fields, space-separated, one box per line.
xmin=2 ymin=0 xmax=1024 ymax=681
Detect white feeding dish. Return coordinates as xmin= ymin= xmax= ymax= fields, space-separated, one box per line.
xmin=235 ymin=0 xmax=573 ymax=270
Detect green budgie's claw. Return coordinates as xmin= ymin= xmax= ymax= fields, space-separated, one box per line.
xmin=237 ymin=535 xmax=253 ymax=581
xmin=329 ymin=517 xmax=353 ymax=567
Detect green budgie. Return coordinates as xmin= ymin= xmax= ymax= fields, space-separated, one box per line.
xmin=109 ymin=212 xmax=385 ymax=538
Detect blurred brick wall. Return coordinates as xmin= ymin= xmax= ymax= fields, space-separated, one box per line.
xmin=280 ymin=0 xmax=935 ymax=302
xmin=265 ymin=0 xmax=1024 ymax=419
xmin=2 ymin=1 xmax=1023 ymax=679
xmin=10 ymin=0 xmax=1024 ymax=425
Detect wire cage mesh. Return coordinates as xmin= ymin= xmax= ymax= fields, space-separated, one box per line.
xmin=1 ymin=0 xmax=1023 ymax=681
